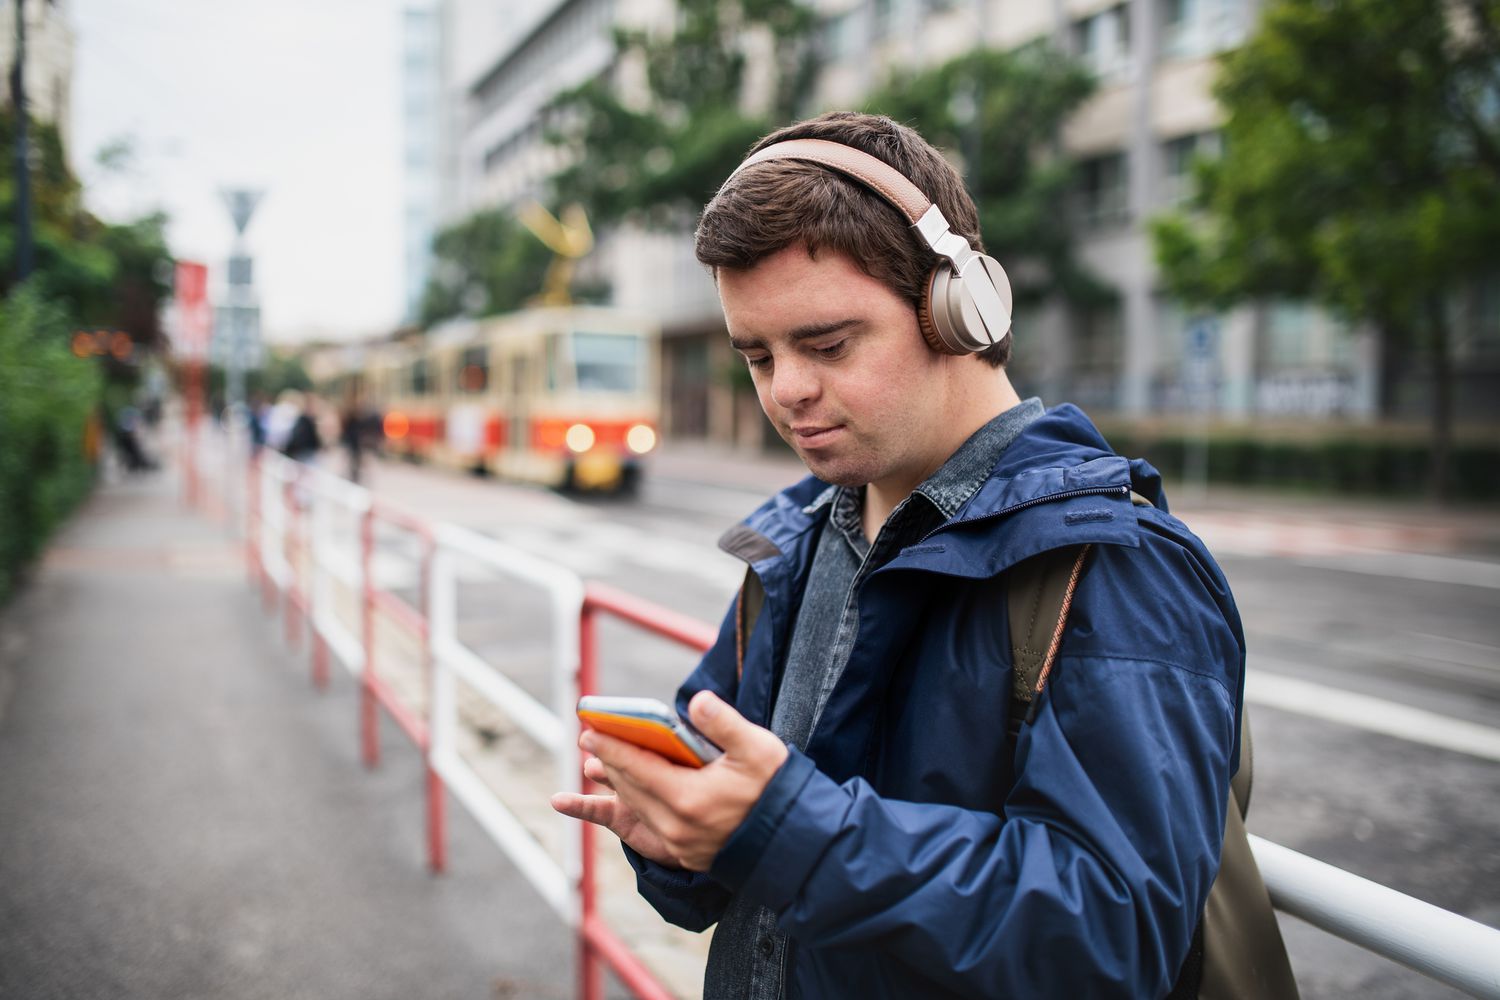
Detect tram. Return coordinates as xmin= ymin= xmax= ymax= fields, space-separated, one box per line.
xmin=348 ymin=306 xmax=660 ymax=492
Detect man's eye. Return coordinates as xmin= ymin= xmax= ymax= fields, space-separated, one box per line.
xmin=814 ymin=341 xmax=848 ymax=360
xmin=745 ymin=356 xmax=772 ymax=371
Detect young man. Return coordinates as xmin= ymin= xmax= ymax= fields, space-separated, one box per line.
xmin=551 ymin=112 xmax=1243 ymax=998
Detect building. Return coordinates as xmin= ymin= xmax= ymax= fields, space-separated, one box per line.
xmin=0 ymin=0 xmax=76 ymax=160
xmin=402 ymin=5 xmax=445 ymax=325
xmin=441 ymin=0 xmax=1498 ymax=448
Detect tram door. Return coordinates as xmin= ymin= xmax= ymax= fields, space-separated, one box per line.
xmin=509 ymin=357 xmax=530 ymax=453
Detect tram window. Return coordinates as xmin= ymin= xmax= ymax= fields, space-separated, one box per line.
xmin=458 ymin=346 xmax=488 ymax=393
xmin=571 ymin=332 xmax=642 ymax=393
xmin=411 ymin=358 xmax=429 ymax=396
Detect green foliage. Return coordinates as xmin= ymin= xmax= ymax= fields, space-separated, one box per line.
xmin=0 ymin=286 xmax=104 ymax=601
xmin=1099 ymin=421 xmax=1500 ymax=500
xmin=546 ymin=0 xmax=819 ymax=227
xmin=419 ymin=208 xmax=555 ymax=326
xmin=1149 ymin=0 xmax=1500 ymax=496
xmin=1154 ymin=0 xmax=1500 ymax=315
xmin=864 ymin=45 xmax=1108 ymax=308
xmin=0 ymin=114 xmax=173 ymax=356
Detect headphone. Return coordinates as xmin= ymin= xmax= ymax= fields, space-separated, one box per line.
xmin=729 ymin=138 xmax=1013 ymax=356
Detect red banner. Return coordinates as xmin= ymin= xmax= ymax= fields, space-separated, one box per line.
xmin=174 ymin=260 xmax=212 ymax=357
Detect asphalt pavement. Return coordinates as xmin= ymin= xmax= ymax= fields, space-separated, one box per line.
xmin=0 ymin=468 xmax=591 ymax=1000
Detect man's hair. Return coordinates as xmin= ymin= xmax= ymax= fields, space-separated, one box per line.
xmin=695 ymin=111 xmax=1010 ymax=368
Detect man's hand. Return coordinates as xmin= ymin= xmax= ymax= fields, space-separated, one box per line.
xmin=549 ymin=690 xmax=789 ymax=872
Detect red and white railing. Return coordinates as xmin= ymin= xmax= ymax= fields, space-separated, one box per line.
xmin=205 ymin=436 xmax=1500 ymax=1000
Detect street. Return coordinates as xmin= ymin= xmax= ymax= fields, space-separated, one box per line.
xmin=349 ymin=447 xmax=1498 ymax=1000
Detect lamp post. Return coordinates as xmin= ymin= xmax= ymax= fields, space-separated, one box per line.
xmin=10 ymin=0 xmax=32 ymax=282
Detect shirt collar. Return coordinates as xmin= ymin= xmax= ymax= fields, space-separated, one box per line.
xmin=915 ymin=397 xmax=1046 ymax=519
xmin=816 ymin=396 xmax=1046 ymax=539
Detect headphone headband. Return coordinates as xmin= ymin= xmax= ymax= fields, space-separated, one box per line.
xmin=726 ymin=136 xmax=1014 ymax=353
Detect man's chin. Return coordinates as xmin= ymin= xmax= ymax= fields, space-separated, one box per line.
xmin=795 ymin=452 xmax=869 ymax=488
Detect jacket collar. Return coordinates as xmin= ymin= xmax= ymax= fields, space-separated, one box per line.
xmin=717 ymin=404 xmax=1164 ymax=578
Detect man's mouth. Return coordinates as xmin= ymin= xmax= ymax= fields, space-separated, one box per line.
xmin=790 ymin=424 xmax=844 ymax=448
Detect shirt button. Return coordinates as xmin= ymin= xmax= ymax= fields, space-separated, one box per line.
xmin=758 ymin=936 xmax=775 ymax=957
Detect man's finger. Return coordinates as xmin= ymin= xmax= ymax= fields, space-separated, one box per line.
xmin=550 ymin=792 xmax=619 ymax=829
xmin=582 ymin=755 xmax=614 ymax=789
xmin=687 ymin=689 xmax=774 ymax=757
xmin=588 ymin=729 xmax=681 ymax=791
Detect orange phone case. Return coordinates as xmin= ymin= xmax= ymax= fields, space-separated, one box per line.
xmin=577 ymin=710 xmax=707 ymax=768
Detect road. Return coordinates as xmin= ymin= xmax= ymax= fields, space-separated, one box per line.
xmin=351 ymin=450 xmax=1499 ymax=1000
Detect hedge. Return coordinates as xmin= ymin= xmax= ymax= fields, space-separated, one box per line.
xmin=1097 ymin=420 xmax=1500 ymax=501
xmin=0 ymin=287 xmax=102 ymax=602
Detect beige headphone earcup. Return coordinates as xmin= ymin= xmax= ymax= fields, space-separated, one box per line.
xmin=919 ymin=266 xmax=972 ymax=355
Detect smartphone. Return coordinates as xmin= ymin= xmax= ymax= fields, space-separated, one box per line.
xmin=576 ymin=696 xmax=723 ymax=768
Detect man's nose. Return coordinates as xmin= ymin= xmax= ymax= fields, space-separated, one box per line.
xmin=769 ymin=356 xmax=819 ymax=409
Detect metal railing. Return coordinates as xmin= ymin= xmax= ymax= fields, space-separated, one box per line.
xmin=211 ymin=440 xmax=1500 ymax=1000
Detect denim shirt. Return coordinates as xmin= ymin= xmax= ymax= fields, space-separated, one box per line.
xmin=703 ymin=397 xmax=1045 ymax=1000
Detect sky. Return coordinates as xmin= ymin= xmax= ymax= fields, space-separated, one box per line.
xmin=72 ymin=0 xmax=418 ymax=345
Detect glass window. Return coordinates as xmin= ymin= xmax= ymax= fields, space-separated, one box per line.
xmin=1074 ymin=4 xmax=1132 ymax=82
xmin=1458 ymin=274 xmax=1500 ymax=361
xmin=1160 ymin=0 xmax=1248 ymax=60
xmin=1161 ymin=130 xmax=1222 ymax=206
xmin=1264 ymin=300 xmax=1356 ymax=369
xmin=457 ymin=345 xmax=488 ymax=393
xmin=410 ymin=358 xmax=429 ymax=396
xmin=821 ymin=9 xmax=862 ymax=61
xmin=1075 ymin=301 xmax=1124 ymax=373
xmin=1078 ymin=152 xmax=1130 ymax=229
xmin=571 ymin=332 xmax=643 ymax=393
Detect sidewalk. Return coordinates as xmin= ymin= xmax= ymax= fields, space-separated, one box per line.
xmin=0 ymin=469 xmax=590 ymax=1000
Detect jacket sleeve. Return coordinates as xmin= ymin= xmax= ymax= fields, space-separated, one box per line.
xmin=621 ymin=596 xmax=744 ymax=933
xmin=707 ymin=544 xmax=1240 ymax=997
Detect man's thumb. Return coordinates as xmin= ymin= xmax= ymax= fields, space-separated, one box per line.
xmin=687 ymin=690 xmax=757 ymax=755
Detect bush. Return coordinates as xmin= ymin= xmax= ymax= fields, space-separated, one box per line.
xmin=0 ymin=286 xmax=102 ymax=602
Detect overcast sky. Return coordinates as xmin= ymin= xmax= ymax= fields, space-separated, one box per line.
xmin=73 ymin=0 xmax=423 ymax=344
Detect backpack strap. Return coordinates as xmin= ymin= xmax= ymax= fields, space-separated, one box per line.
xmin=1006 ymin=544 xmax=1092 ymax=743
xmin=735 ymin=566 xmax=767 ymax=684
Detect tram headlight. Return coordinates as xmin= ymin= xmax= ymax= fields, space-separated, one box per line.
xmin=384 ymin=411 xmax=410 ymax=440
xmin=626 ymin=424 xmax=656 ymax=455
xmin=565 ymin=423 xmax=596 ymax=453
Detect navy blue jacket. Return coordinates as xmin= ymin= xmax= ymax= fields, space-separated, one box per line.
xmin=628 ymin=405 xmax=1243 ymax=998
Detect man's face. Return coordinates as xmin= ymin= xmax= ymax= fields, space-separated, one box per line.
xmin=719 ymin=244 xmax=956 ymax=497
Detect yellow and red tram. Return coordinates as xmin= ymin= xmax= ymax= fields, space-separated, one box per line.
xmin=346 ymin=306 xmax=659 ymax=492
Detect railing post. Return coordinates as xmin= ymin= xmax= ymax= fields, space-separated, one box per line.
xmin=577 ymin=599 xmax=602 ymax=1000
xmin=283 ymin=472 xmax=302 ymax=649
xmin=245 ymin=455 xmax=261 ymax=586
xmin=421 ymin=528 xmax=446 ymax=874
xmin=309 ymin=472 xmax=329 ymax=692
xmin=360 ymin=506 xmax=380 ymax=769
xmin=259 ymin=459 xmax=278 ymax=614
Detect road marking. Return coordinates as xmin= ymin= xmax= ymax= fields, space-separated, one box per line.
xmin=1246 ymin=668 xmax=1500 ymax=762
xmin=1295 ymin=552 xmax=1500 ymax=590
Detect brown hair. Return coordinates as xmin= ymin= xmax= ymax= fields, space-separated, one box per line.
xmin=695 ymin=111 xmax=1010 ymax=367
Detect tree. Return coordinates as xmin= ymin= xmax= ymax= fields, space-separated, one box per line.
xmin=544 ymin=0 xmax=819 ymax=228
xmin=1151 ymin=0 xmax=1500 ymax=499
xmin=418 ymin=208 xmax=554 ymax=326
xmin=864 ymin=45 xmax=1109 ymax=314
xmin=0 ymin=116 xmax=173 ymax=356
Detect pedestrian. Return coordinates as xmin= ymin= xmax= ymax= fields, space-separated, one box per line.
xmin=264 ymin=390 xmax=300 ymax=454
xmin=280 ymin=391 xmax=322 ymax=464
xmin=552 ymin=112 xmax=1255 ymax=998
xmin=338 ymin=389 xmax=374 ymax=484
xmin=246 ymin=391 xmax=269 ymax=456
xmin=111 ymin=405 xmax=156 ymax=473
